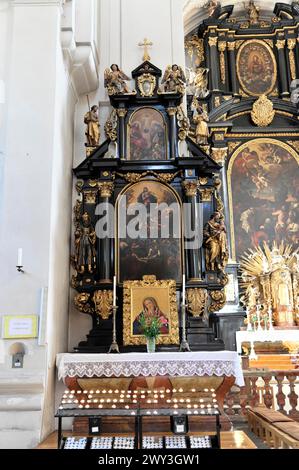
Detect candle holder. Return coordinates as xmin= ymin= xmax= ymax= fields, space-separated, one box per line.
xmin=268 ymin=307 xmax=274 ymax=331
xmin=16 ymin=266 xmax=25 ymax=273
xmin=249 ymin=336 xmax=258 ymax=361
xmin=108 ymin=306 xmax=120 ymax=354
xmin=256 ymin=305 xmax=263 ymax=331
xmin=179 ymin=303 xmax=190 ymax=352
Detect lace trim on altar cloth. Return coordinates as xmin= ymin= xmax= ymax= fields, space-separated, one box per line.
xmin=58 ymin=360 xmax=239 ymax=381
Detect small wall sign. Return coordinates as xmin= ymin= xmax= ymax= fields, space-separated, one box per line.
xmin=2 ymin=315 xmax=38 ymax=339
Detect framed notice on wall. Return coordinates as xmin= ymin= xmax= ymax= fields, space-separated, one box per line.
xmin=2 ymin=315 xmax=38 ymax=339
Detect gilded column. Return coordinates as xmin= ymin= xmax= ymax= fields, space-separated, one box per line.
xmin=97 ymin=182 xmax=114 ymax=283
xmin=117 ymin=108 xmax=127 ymax=159
xmin=208 ymin=36 xmax=220 ymax=92
xmin=276 ymin=39 xmax=289 ymax=98
xmin=227 ymin=41 xmax=238 ymax=95
xmin=182 ymin=180 xmax=202 ymax=282
xmin=287 ymin=39 xmax=297 ymax=82
xmin=218 ymin=41 xmax=227 ymax=88
xmin=167 ymin=107 xmax=178 ymax=160
xmin=211 ymin=147 xmax=233 ymax=260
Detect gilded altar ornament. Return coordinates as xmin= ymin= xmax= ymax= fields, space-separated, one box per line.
xmin=240 ymin=242 xmax=299 ymax=327
xmin=93 ymin=290 xmax=113 ymax=320
xmin=104 ymin=64 xmax=134 ymax=95
xmin=138 ymin=38 xmax=153 ymax=62
xmin=104 ymin=109 xmax=118 ymax=141
xmin=159 ymin=65 xmax=186 ymax=94
xmin=288 ymin=39 xmax=297 ymax=81
xmin=194 ymin=67 xmax=209 ymax=98
xmin=74 ymin=292 xmax=94 ymax=315
xmin=185 ymin=36 xmax=205 ymax=66
xmin=137 ymin=73 xmax=156 ymax=97
xmin=251 ymin=95 xmax=275 ymax=127
xmin=182 ymin=180 xmax=199 ymax=197
xmin=211 ymin=147 xmax=228 ymax=166
xmin=218 ymin=42 xmax=226 ymax=84
xmin=208 ymin=290 xmax=226 ymax=313
xmin=74 ymin=212 xmax=97 ymax=274
xmin=176 ymin=106 xmax=190 ymax=141
xmin=98 ymin=181 xmax=114 ymax=198
xmin=187 ymin=288 xmax=208 ymax=318
xmin=244 ymin=0 xmax=260 ymax=25
xmin=203 ymin=211 xmax=228 ymax=272
xmin=84 ymin=190 xmax=97 ymax=204
xmin=199 ymin=188 xmax=214 ymax=202
xmin=84 ymin=105 xmax=100 ymax=147
xmin=204 ymin=0 xmax=220 ymax=17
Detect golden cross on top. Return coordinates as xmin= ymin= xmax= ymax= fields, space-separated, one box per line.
xmin=138 ymin=38 xmax=153 ymax=61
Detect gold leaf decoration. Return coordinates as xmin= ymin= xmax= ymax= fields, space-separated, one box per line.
xmin=251 ymin=95 xmax=275 ymax=127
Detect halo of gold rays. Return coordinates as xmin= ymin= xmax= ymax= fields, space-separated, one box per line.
xmin=240 ymin=241 xmax=298 ymax=302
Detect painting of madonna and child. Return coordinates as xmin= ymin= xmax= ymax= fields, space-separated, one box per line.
xmin=117 ymin=181 xmax=182 ymax=283
xmin=128 ymin=107 xmax=167 ymax=160
xmin=229 ymin=139 xmax=299 ymax=259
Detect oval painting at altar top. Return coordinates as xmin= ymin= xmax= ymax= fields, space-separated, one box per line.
xmin=236 ymin=39 xmax=277 ymax=96
xmin=128 ymin=107 xmax=167 ymax=160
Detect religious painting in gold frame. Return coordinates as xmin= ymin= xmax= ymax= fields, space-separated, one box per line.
xmin=123 ymin=276 xmax=179 ymax=346
xmin=116 ymin=180 xmax=183 ymax=284
xmin=227 ymin=138 xmax=299 ymax=260
xmin=236 ymin=39 xmax=277 ymax=96
xmin=127 ymin=107 xmax=168 ymax=160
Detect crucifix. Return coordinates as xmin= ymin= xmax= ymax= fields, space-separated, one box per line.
xmin=138 ymin=38 xmax=153 ymax=61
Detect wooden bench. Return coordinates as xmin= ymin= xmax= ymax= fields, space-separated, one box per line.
xmin=248 ymin=407 xmax=299 ymax=448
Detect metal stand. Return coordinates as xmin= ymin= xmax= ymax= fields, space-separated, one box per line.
xmin=108 ymin=306 xmax=120 ymax=353
xmin=180 ymin=303 xmax=190 ymax=352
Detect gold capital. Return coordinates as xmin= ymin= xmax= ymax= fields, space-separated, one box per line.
xmin=98 ymin=182 xmax=114 ymax=198
xmin=276 ymin=39 xmax=286 ymax=50
xmin=182 ymin=180 xmax=198 ymax=197
xmin=208 ymin=36 xmax=218 ymax=47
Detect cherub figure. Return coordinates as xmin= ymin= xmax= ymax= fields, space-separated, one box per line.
xmin=159 ymin=64 xmax=186 ymax=94
xmin=104 ymin=64 xmax=133 ymax=95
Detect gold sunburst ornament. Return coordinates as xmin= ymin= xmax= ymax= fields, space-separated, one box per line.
xmin=251 ymin=95 xmax=275 ymax=127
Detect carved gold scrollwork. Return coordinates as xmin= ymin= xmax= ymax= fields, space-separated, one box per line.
xmin=84 ymin=191 xmax=97 ymax=204
xmin=228 ymin=141 xmax=242 ymax=154
xmin=185 ymin=36 xmax=205 ymax=66
xmin=208 ymin=37 xmax=218 ymax=47
xmin=199 ymin=188 xmax=214 ymax=202
xmin=187 ymin=288 xmax=208 ymax=318
xmin=98 ymin=182 xmax=114 ymax=198
xmin=251 ymin=95 xmax=275 ymax=127
xmin=211 ymin=147 xmax=228 ymax=166
xmin=288 ymin=39 xmax=297 ymax=81
xmin=176 ymin=106 xmax=190 ymax=141
xmin=137 ymin=73 xmax=156 ymax=97
xmin=104 ymin=109 xmax=118 ymax=141
xmin=182 ymin=180 xmax=199 ymax=197
xmin=208 ymin=290 xmax=226 ymax=313
xmin=218 ymin=42 xmax=226 ymax=84
xmin=93 ymin=290 xmax=113 ymax=320
xmin=287 ymin=141 xmax=299 ymax=153
xmin=74 ymin=292 xmax=94 ymax=315
xmin=115 ymin=170 xmax=181 ymax=184
xmin=213 ymin=176 xmax=225 ymax=214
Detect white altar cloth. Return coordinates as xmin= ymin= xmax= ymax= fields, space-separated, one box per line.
xmin=56 ymin=351 xmax=244 ymax=386
xmin=236 ymin=329 xmax=299 ymax=355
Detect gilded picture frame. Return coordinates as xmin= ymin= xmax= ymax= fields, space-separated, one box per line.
xmin=123 ymin=276 xmax=179 ymax=346
xmin=236 ymin=39 xmax=277 ymax=96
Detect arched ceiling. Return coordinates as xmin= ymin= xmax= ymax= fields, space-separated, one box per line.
xmin=183 ymin=0 xmax=294 ymax=36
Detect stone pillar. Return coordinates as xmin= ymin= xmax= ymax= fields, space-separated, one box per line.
xmin=117 ymin=108 xmax=127 ymax=159
xmin=227 ymin=41 xmax=238 ymax=95
xmin=98 ymin=182 xmax=114 ymax=282
xmin=276 ymin=39 xmax=289 ymax=98
xmin=208 ymin=36 xmax=220 ymax=92
xmin=167 ymin=107 xmax=178 ymax=160
xmin=182 ymin=180 xmax=202 ymax=282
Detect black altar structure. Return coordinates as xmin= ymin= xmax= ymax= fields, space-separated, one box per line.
xmin=72 ymin=60 xmax=227 ymax=353
xmin=184 ymin=2 xmax=299 ymax=349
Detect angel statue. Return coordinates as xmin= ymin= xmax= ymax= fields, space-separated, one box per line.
xmin=84 ymin=104 xmax=100 ymax=147
xmin=104 ymin=64 xmax=133 ymax=95
xmin=244 ymin=0 xmax=260 ymax=25
xmin=204 ymin=0 xmax=220 ymax=17
xmin=159 ymin=64 xmax=186 ymax=94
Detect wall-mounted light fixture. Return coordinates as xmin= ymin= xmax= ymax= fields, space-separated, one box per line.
xmin=16 ymin=248 xmax=24 ymax=273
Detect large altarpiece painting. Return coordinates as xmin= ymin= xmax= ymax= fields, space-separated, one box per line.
xmin=228 ymin=139 xmax=299 ymax=259
xmin=117 ymin=180 xmax=183 ymax=283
